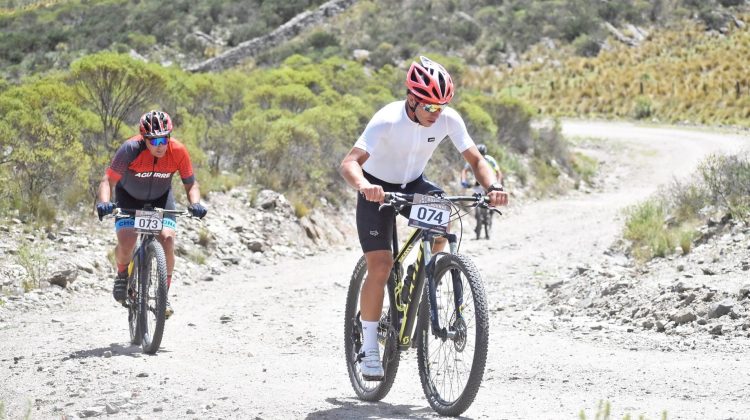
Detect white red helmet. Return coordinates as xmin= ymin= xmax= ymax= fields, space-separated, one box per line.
xmin=139 ymin=110 xmax=173 ymax=138
xmin=405 ymin=56 xmax=454 ymax=105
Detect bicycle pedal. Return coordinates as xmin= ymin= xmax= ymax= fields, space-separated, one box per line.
xmin=362 ymin=373 xmax=385 ymax=381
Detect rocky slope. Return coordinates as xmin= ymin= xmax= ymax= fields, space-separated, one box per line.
xmin=0 ymin=187 xmax=356 ymax=318
xmin=546 ymin=216 xmax=750 ymax=340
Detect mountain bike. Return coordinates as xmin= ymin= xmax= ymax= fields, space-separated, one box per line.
xmin=108 ymin=206 xmax=190 ymax=354
xmin=344 ymin=192 xmax=500 ymax=416
xmin=474 ymin=205 xmax=492 ymax=240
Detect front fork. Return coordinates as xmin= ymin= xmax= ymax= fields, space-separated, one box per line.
xmin=426 ymin=233 xmax=463 ymax=341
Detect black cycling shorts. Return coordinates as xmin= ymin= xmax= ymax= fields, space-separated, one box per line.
xmin=356 ymin=171 xmax=444 ymax=253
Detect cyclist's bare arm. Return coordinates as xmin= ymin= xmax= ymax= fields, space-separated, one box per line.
xmin=183 ymin=181 xmax=201 ymax=205
xmin=461 ymin=147 xmax=508 ymax=207
xmin=460 ymin=166 xmax=471 ymax=184
xmin=98 ymin=173 xmax=117 ymax=203
xmin=462 ymin=147 xmax=497 ymax=188
xmin=339 ymin=147 xmax=384 ymax=202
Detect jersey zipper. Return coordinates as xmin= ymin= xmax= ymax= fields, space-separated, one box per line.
xmin=147 ymin=156 xmax=157 ymax=201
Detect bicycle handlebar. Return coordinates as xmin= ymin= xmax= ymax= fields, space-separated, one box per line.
xmin=110 ymin=207 xmax=192 ymax=218
xmin=381 ymin=192 xmax=502 ymax=215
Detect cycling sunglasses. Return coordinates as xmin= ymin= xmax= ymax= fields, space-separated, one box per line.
xmin=421 ymin=103 xmax=446 ymax=113
xmin=147 ymin=136 xmax=169 ymax=146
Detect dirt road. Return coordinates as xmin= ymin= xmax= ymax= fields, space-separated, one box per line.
xmin=2 ymin=121 xmax=749 ymax=420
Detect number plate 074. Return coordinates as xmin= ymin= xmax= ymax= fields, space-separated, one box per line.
xmin=408 ymin=193 xmax=450 ymax=233
xmin=134 ymin=210 xmax=163 ymax=233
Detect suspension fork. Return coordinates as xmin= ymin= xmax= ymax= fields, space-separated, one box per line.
xmin=426 ymin=232 xmax=461 ymax=340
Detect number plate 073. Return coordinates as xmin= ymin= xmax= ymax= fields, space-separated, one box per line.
xmin=408 ymin=193 xmax=450 ymax=233
xmin=134 ymin=210 xmax=163 ymax=233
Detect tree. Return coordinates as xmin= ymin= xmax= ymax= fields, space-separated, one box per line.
xmin=0 ymin=77 xmax=96 ymax=219
xmin=71 ymin=52 xmax=167 ymax=155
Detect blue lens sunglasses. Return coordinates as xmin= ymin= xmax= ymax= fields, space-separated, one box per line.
xmin=148 ymin=136 xmax=169 ymax=146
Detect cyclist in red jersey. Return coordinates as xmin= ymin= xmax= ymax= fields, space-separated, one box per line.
xmin=95 ymin=110 xmax=207 ymax=318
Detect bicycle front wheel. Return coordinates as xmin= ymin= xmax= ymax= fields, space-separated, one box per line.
xmin=344 ymin=255 xmax=400 ymax=401
xmin=139 ymin=240 xmax=168 ymax=354
xmin=416 ymin=254 xmax=489 ymax=416
xmin=128 ymin=257 xmax=141 ymax=345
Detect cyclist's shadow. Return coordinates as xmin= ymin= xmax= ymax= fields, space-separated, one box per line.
xmin=306 ymin=397 xmax=473 ymax=420
xmin=62 ymin=343 xmax=149 ymax=360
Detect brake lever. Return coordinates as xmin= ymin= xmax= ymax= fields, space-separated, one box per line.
xmin=377 ymin=202 xmax=391 ymax=211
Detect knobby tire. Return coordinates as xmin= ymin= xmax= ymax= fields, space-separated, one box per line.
xmin=344 ymin=255 xmax=400 ymax=401
xmin=416 ymin=253 xmax=489 ymax=416
xmin=139 ymin=240 xmax=168 ymax=354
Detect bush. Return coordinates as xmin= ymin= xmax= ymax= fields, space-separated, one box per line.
xmin=573 ymin=34 xmax=602 ymax=57
xmin=308 ymin=30 xmax=339 ymax=49
xmin=700 ymin=153 xmax=750 ymax=220
xmin=633 ymin=96 xmax=653 ymax=119
xmin=16 ymin=242 xmax=48 ymax=292
xmin=624 ymin=199 xmax=674 ymax=261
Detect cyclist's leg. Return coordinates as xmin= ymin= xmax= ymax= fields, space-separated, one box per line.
xmin=115 ymin=227 xmax=138 ymax=265
xmin=356 ymin=181 xmax=395 ymax=379
xmin=112 ymin=186 xmax=141 ymax=304
xmin=112 ymin=222 xmax=137 ymax=304
xmin=113 ymin=184 xmax=140 ymax=269
xmin=356 ymin=188 xmax=395 ymax=323
xmin=153 ymin=189 xmax=176 ymax=287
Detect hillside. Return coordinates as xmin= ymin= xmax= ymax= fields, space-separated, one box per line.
xmin=2 ymin=0 xmax=749 ymax=81
xmin=479 ymin=13 xmax=750 ymax=126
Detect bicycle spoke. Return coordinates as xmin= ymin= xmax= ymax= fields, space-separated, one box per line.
xmin=420 ymin=258 xmax=484 ymax=409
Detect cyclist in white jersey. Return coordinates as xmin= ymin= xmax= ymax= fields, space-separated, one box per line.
xmin=339 ymin=56 xmax=508 ymax=380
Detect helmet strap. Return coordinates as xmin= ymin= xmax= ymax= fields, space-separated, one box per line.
xmin=406 ymin=95 xmax=426 ymax=126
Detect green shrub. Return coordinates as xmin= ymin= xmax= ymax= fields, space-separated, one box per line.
xmin=570 ymin=152 xmax=598 ymax=187
xmin=292 ymin=199 xmax=310 ymax=218
xmin=16 ymin=242 xmax=48 ymax=292
xmin=573 ymin=34 xmax=602 ymax=57
xmin=624 ymin=199 xmax=674 ymax=261
xmin=197 ymin=228 xmax=212 ymax=248
xmin=700 ymin=153 xmax=750 ymax=220
xmin=579 ymin=399 xmax=667 ymax=420
xmin=633 ymin=96 xmax=653 ymax=119
xmin=308 ymin=30 xmax=339 ymax=49
xmin=530 ymin=157 xmax=562 ymax=196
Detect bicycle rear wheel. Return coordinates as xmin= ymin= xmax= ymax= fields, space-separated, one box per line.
xmin=416 ymin=254 xmax=489 ymax=416
xmin=344 ymin=255 xmax=400 ymax=401
xmin=474 ymin=208 xmax=484 ymax=240
xmin=139 ymin=240 xmax=168 ymax=354
xmin=483 ymin=208 xmax=491 ymax=240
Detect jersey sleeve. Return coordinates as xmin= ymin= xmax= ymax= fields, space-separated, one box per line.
xmin=353 ymin=108 xmax=390 ymax=153
xmin=105 ymin=140 xmax=140 ymax=182
xmin=173 ymin=141 xmax=195 ymax=184
xmin=445 ymin=109 xmax=475 ymax=153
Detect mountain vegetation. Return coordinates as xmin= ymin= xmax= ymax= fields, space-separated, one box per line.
xmin=1 ymin=0 xmax=748 ymax=223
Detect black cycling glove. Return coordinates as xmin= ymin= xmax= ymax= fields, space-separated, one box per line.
xmin=188 ymin=203 xmax=207 ymax=219
xmin=96 ymin=202 xmax=114 ymax=221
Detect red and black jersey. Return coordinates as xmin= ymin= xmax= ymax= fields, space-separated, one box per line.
xmin=106 ymin=135 xmax=195 ymax=201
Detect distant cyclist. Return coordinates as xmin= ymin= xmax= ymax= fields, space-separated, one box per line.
xmin=95 ymin=110 xmax=207 ymax=318
xmin=460 ymin=143 xmax=502 ymax=194
xmin=339 ymin=56 xmax=508 ymax=380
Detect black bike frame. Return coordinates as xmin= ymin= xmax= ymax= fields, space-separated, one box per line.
xmin=388 ymin=217 xmax=462 ymax=351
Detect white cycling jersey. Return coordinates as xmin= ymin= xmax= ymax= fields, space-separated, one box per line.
xmin=354 ymin=101 xmax=474 ymax=187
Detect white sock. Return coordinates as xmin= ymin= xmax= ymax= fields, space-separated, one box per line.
xmin=361 ymin=320 xmax=380 ymax=353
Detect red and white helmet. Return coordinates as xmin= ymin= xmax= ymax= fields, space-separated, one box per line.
xmin=139 ymin=110 xmax=173 ymax=138
xmin=405 ymin=56 xmax=454 ymax=105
